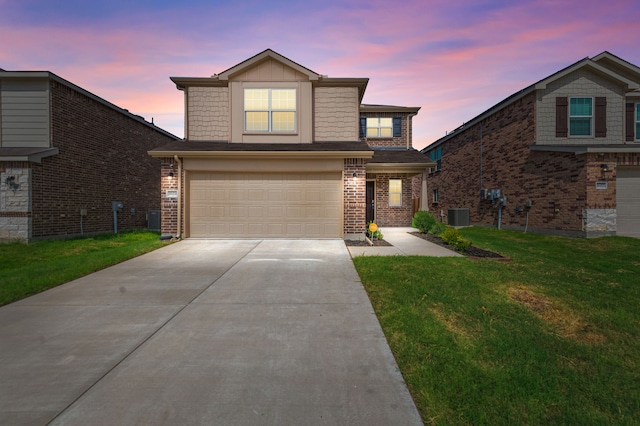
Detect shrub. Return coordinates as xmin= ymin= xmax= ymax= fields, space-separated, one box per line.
xmin=412 ymin=211 xmax=436 ymax=234
xmin=429 ymin=221 xmax=447 ymax=236
xmin=441 ymin=227 xmax=472 ymax=252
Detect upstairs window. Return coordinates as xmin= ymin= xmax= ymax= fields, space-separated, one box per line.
xmin=429 ymin=147 xmax=442 ymax=171
xmin=569 ymin=97 xmax=593 ymax=136
xmin=389 ymin=179 xmax=402 ymax=207
xmin=244 ymin=89 xmax=296 ymax=133
xmin=367 ymin=117 xmax=393 ymax=137
xmin=360 ymin=117 xmax=402 ymax=138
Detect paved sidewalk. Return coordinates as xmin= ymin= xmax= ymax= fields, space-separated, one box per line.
xmin=0 ymin=239 xmax=423 ymax=425
xmin=347 ymin=227 xmax=462 ymax=257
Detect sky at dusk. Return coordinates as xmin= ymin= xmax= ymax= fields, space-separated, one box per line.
xmin=1 ymin=0 xmax=639 ymax=150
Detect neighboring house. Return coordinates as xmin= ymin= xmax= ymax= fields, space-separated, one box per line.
xmin=0 ymin=70 xmax=179 ymax=241
xmin=149 ymin=49 xmax=431 ymax=240
xmin=422 ymin=51 xmax=640 ymax=238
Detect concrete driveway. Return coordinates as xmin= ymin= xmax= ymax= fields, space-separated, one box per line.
xmin=0 ymin=239 xmax=422 ymax=425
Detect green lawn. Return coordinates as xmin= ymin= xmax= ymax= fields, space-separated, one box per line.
xmin=0 ymin=231 xmax=170 ymax=306
xmin=353 ymin=227 xmax=640 ymax=425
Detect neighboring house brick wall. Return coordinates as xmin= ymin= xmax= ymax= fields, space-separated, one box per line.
xmin=187 ymin=86 xmax=229 ymax=141
xmin=372 ymin=173 xmax=414 ymax=227
xmin=28 ymin=80 xmax=175 ymax=239
xmin=537 ymin=69 xmax=626 ymax=145
xmin=314 ymin=87 xmax=359 ymax=141
xmin=427 ymin=92 xmax=591 ymax=234
xmin=344 ymin=158 xmax=366 ymax=237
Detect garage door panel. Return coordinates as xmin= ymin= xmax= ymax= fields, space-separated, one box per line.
xmin=189 ymin=171 xmax=342 ymax=238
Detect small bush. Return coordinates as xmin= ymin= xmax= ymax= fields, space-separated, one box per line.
xmin=412 ymin=211 xmax=436 ymax=234
xmin=441 ymin=227 xmax=472 ymax=252
xmin=429 ymin=221 xmax=447 ymax=236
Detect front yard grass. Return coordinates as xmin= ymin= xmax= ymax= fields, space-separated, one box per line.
xmin=0 ymin=231 xmax=170 ymax=306
xmin=353 ymin=227 xmax=640 ymax=425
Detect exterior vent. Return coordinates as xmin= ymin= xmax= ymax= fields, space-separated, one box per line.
xmin=448 ymin=208 xmax=470 ymax=227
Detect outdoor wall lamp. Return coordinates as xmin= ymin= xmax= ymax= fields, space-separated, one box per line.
xmin=352 ymin=172 xmax=357 ymax=178
xmin=168 ymin=171 xmax=174 ymax=177
xmin=600 ymin=164 xmax=609 ymax=172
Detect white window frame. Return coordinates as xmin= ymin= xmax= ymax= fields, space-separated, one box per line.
xmin=389 ymin=179 xmax=402 ymax=207
xmin=433 ymin=188 xmax=439 ymax=203
xmin=569 ymin=97 xmax=593 ymax=137
xmin=366 ymin=117 xmax=393 ymax=138
xmin=244 ymin=88 xmax=296 ymax=133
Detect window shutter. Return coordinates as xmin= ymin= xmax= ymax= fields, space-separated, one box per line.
xmin=595 ymin=97 xmax=607 ymax=137
xmin=392 ymin=117 xmax=402 ymax=137
xmin=359 ymin=117 xmax=366 ymax=138
xmin=556 ymin=97 xmax=568 ymax=137
xmin=625 ymin=103 xmax=635 ymax=141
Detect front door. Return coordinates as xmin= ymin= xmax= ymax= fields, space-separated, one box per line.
xmin=366 ymin=180 xmax=375 ymax=224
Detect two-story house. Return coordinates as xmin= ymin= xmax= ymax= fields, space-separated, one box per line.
xmin=0 ymin=70 xmax=178 ymax=241
xmin=422 ymin=52 xmax=640 ymax=238
xmin=150 ymin=49 xmax=431 ymax=240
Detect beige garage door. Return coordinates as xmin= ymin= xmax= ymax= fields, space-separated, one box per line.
xmin=617 ymin=167 xmax=640 ymax=238
xmin=189 ymin=171 xmax=342 ymax=238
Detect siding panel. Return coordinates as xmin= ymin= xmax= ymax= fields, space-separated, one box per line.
xmin=1 ymin=80 xmax=50 ymax=148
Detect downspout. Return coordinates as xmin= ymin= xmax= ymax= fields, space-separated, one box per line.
xmin=407 ymin=112 xmax=417 ymax=150
xmin=174 ymin=154 xmax=183 ymax=239
xmin=479 ymin=123 xmax=483 ymax=190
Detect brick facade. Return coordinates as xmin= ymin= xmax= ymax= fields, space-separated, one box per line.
xmin=0 ymin=78 xmax=178 ymax=241
xmin=360 ymin=111 xmax=411 ymax=148
xmin=369 ymin=173 xmax=415 ymax=227
xmin=160 ymin=158 xmax=182 ymax=237
xmin=343 ymin=158 xmax=367 ymax=238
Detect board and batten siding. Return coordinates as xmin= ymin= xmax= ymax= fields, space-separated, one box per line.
xmin=0 ymin=80 xmax=50 ymax=148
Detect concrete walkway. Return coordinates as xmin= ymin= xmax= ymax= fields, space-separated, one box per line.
xmin=0 ymin=239 xmax=423 ymax=425
xmin=347 ymin=227 xmax=462 ymax=257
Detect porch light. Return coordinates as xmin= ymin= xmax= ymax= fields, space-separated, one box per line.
xmin=352 ymin=172 xmax=357 ymax=178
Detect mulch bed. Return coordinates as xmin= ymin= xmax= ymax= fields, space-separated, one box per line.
xmin=345 ymin=238 xmax=392 ymax=247
xmin=409 ymin=232 xmax=509 ymax=260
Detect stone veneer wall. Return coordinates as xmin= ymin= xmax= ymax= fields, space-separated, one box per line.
xmin=0 ymin=163 xmax=30 ymax=240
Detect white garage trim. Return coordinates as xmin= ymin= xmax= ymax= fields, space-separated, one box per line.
xmin=617 ymin=166 xmax=640 ymax=238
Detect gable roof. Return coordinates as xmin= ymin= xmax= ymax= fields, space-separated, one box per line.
xmin=423 ymin=52 xmax=640 ymax=153
xmin=170 ymin=49 xmax=369 ymax=102
xmin=217 ymin=49 xmax=320 ymax=81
